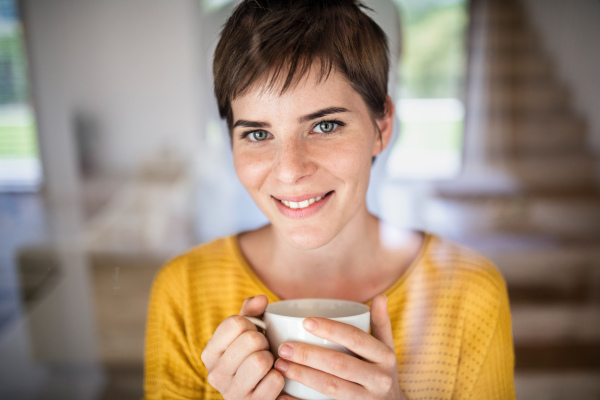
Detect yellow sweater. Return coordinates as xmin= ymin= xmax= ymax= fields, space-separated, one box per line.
xmin=144 ymin=233 xmax=515 ymax=399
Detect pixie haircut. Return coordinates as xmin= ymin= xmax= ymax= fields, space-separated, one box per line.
xmin=213 ymin=0 xmax=389 ymax=134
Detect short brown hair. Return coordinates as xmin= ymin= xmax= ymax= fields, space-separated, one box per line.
xmin=213 ymin=0 xmax=389 ymax=134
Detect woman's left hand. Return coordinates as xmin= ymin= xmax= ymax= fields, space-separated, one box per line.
xmin=274 ymin=294 xmax=406 ymax=400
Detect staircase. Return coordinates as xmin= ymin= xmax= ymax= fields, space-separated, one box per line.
xmin=425 ymin=0 xmax=600 ymax=398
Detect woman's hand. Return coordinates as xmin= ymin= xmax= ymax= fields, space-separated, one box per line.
xmin=273 ymin=294 xmax=406 ymax=400
xmin=201 ymin=295 xmax=285 ymax=400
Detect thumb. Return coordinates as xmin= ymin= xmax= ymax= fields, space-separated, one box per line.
xmin=370 ymin=294 xmax=395 ymax=349
xmin=239 ymin=294 xmax=268 ymax=317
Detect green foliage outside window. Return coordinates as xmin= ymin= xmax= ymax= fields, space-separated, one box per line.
xmin=399 ymin=2 xmax=467 ymax=99
xmin=389 ymin=0 xmax=467 ymax=179
xmin=0 ymin=1 xmax=37 ymax=159
xmin=0 ymin=28 xmax=28 ymax=105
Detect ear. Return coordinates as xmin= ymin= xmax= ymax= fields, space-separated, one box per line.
xmin=373 ymin=95 xmax=395 ymax=157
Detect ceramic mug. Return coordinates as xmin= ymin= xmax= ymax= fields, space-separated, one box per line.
xmin=245 ymin=298 xmax=370 ymax=400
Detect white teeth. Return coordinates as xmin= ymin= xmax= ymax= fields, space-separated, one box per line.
xmin=279 ymin=194 xmax=328 ymax=209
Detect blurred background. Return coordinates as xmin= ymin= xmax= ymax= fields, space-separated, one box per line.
xmin=0 ymin=0 xmax=599 ymax=398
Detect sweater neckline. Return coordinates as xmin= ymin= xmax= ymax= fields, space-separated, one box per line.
xmin=228 ymin=231 xmax=433 ymax=306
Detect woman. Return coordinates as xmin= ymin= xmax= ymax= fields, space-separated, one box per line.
xmin=144 ymin=1 xmax=515 ymax=399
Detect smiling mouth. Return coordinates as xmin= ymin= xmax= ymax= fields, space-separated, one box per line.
xmin=275 ymin=191 xmax=334 ymax=209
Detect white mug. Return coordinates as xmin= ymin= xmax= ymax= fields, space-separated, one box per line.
xmin=245 ymin=298 xmax=370 ymax=400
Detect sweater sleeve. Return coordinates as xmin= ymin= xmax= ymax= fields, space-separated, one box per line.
xmin=143 ymin=258 xmax=211 ymax=400
xmin=469 ymin=282 xmax=516 ymax=400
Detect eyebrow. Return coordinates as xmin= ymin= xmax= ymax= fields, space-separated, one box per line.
xmin=232 ymin=106 xmax=350 ymax=129
xmin=232 ymin=120 xmax=271 ymax=129
xmin=299 ymin=107 xmax=350 ymax=123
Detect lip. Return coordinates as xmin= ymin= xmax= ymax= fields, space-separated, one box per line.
xmin=273 ymin=191 xmax=332 ymax=202
xmin=273 ymin=191 xmax=334 ymax=219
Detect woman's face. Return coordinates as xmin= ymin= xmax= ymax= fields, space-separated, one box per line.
xmin=230 ymin=68 xmax=393 ymax=250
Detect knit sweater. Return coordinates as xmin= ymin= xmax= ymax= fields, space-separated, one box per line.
xmin=144 ymin=233 xmax=515 ymax=399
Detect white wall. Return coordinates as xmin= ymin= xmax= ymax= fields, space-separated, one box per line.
xmin=521 ymin=0 xmax=600 ymax=155
xmin=24 ymin=0 xmax=202 ymax=177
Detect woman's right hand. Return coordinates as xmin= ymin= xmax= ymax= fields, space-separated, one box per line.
xmin=201 ymin=295 xmax=285 ymax=399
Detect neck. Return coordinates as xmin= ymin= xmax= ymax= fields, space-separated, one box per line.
xmin=268 ymin=206 xmax=384 ymax=282
xmin=239 ymin=205 xmax=423 ymax=301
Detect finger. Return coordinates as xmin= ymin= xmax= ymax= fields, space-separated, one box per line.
xmin=216 ymin=329 xmax=270 ymax=378
xmin=370 ymin=294 xmax=395 ymax=350
xmin=277 ymin=342 xmax=379 ymax=386
xmin=202 ymin=295 xmax=268 ymax=369
xmin=201 ymin=315 xmax=260 ymax=370
xmin=240 ymin=294 xmax=269 ymax=317
xmin=274 ymin=359 xmax=367 ymax=400
xmin=302 ymin=317 xmax=391 ymax=364
xmin=232 ymin=350 xmax=276 ymax=395
xmin=277 ymin=395 xmax=300 ymax=400
xmin=253 ymin=369 xmax=285 ymax=400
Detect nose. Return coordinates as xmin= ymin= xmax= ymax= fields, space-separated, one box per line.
xmin=272 ymin=138 xmax=317 ymax=184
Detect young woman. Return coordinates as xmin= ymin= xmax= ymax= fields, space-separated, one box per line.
xmin=144 ymin=1 xmax=515 ymax=399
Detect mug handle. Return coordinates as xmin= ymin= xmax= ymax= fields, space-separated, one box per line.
xmin=244 ymin=316 xmax=266 ymax=331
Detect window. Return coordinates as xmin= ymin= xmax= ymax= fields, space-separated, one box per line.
xmin=0 ymin=0 xmax=41 ymax=191
xmin=389 ymin=0 xmax=468 ymax=180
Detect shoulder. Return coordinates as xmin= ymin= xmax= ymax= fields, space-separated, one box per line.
xmin=407 ymin=234 xmax=509 ymax=319
xmin=151 ymin=235 xmax=238 ymax=293
xmin=421 ymin=238 xmax=515 ymax=395
xmin=423 ymin=234 xmax=506 ymax=292
xmin=173 ymin=235 xmax=236 ymax=266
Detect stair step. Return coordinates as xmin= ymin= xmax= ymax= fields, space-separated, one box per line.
xmin=512 ymin=305 xmax=600 ymax=344
xmin=469 ymin=29 xmax=541 ymax=54
xmin=485 ymin=246 xmax=600 ymax=305
xmin=486 ymin=82 xmax=570 ymax=112
xmin=446 ymin=156 xmax=598 ymax=193
xmin=515 ymin=340 xmax=600 ymax=372
xmin=486 ymin=3 xmax=527 ymax=23
xmin=490 ymin=71 xmax=565 ymax=87
xmin=477 ymin=11 xmax=526 ymax=27
xmin=486 ymin=245 xmax=600 ymax=285
xmin=487 ymin=29 xmax=539 ymax=50
xmin=515 ymin=342 xmax=600 ymax=372
xmin=515 ymin=372 xmax=600 ymax=400
xmin=484 ymin=53 xmax=554 ymax=79
xmin=425 ymin=192 xmax=600 ymax=238
xmin=501 ymin=155 xmax=597 ymax=191
xmin=485 ymin=115 xmax=586 ymax=155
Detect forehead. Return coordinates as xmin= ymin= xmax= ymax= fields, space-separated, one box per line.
xmin=230 ymin=68 xmax=366 ymax=121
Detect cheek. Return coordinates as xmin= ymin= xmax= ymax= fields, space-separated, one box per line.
xmin=233 ymin=149 xmax=272 ymax=192
xmin=325 ymin=137 xmax=374 ymax=183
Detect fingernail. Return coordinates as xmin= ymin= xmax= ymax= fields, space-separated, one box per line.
xmin=279 ymin=343 xmax=293 ymax=358
xmin=275 ymin=359 xmax=288 ymax=372
xmin=303 ymin=318 xmax=317 ymax=331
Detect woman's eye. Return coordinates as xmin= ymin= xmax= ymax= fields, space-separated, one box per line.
xmin=249 ymin=130 xmax=269 ymax=141
xmin=314 ymin=121 xmax=338 ymax=134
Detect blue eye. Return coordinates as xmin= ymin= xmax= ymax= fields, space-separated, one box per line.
xmin=314 ymin=121 xmax=338 ymax=134
xmin=248 ymin=130 xmax=269 ymax=141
